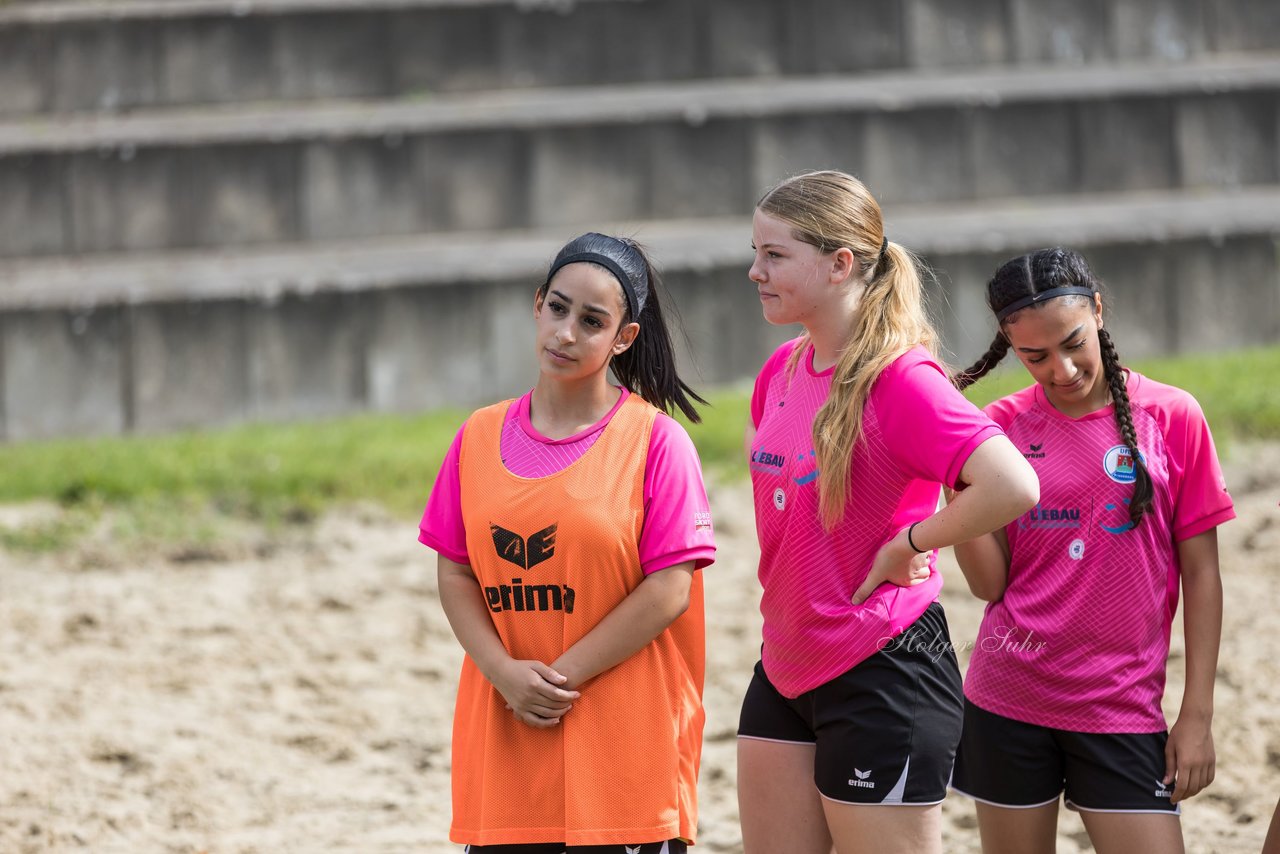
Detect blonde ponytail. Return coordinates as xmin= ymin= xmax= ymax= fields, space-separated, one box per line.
xmin=760 ymin=172 xmax=942 ymax=529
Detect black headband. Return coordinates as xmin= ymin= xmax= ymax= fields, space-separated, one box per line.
xmin=547 ymin=249 xmax=641 ymax=321
xmin=996 ymin=286 xmax=1096 ymax=322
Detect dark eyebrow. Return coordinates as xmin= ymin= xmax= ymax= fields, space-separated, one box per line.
xmin=1015 ymin=323 xmax=1086 ymax=353
xmin=549 ymin=288 xmax=610 ymax=316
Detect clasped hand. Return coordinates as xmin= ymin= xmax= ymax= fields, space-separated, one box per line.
xmin=491 ymin=658 xmax=579 ymax=729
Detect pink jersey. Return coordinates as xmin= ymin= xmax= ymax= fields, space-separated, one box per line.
xmin=420 ymin=388 xmax=716 ymax=575
xmin=750 ymin=340 xmax=1003 ymax=698
xmin=964 ymin=372 xmax=1235 ymax=733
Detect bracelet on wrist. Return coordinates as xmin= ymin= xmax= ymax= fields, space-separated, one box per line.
xmin=907 ymin=521 xmax=927 ymax=554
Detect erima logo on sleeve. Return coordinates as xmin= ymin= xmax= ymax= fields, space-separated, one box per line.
xmin=490 ymin=523 xmax=557 ymax=569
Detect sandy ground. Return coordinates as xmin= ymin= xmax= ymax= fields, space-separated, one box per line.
xmin=0 ymin=445 xmax=1277 ymax=853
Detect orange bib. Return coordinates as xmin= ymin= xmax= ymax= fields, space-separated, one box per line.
xmin=451 ymin=393 xmax=705 ymax=846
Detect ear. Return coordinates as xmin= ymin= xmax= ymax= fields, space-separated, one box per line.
xmin=533 ymin=288 xmax=545 ymax=316
xmin=1093 ymin=291 xmax=1104 ymax=328
xmin=829 ymin=247 xmax=857 ymax=285
xmin=612 ymin=321 xmax=640 ymax=355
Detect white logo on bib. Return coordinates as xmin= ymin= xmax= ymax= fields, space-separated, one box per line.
xmin=1069 ymin=539 xmax=1085 ymax=560
xmin=773 ymin=488 xmax=786 ymax=511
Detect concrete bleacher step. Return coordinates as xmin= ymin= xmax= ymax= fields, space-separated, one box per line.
xmin=3 ymin=186 xmax=1277 ymax=440
xmin=2 ymin=0 xmax=1276 ymax=116
xmin=4 ymin=53 xmax=1279 ymax=258
xmin=6 ymin=185 xmax=1280 ymax=309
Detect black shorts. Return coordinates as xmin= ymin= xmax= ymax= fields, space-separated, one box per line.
xmin=464 ymin=843 xmax=686 ymax=853
xmin=737 ymin=601 xmax=963 ymax=805
xmin=951 ymin=699 xmax=1180 ymax=814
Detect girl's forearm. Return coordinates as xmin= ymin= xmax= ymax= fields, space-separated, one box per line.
xmin=951 ymin=532 xmax=1010 ymax=601
xmin=1178 ymin=531 xmax=1223 ymax=719
xmin=437 ymin=555 xmax=515 ymax=681
xmin=552 ymin=563 xmax=695 ymax=689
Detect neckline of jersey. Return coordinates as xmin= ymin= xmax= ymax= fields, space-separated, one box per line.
xmin=517 ymin=386 xmax=629 ymax=444
xmin=1032 ymin=369 xmax=1138 ymax=422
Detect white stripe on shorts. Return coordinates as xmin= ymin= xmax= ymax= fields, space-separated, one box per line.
xmin=950 ymin=786 xmax=1060 ymax=810
xmin=1066 ymin=798 xmax=1181 ymax=816
xmin=735 ymin=734 xmax=814 ymax=746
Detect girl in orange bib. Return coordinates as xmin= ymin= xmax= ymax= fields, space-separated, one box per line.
xmin=420 ymin=234 xmax=716 ymax=853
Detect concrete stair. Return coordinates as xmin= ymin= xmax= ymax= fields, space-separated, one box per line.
xmin=4 ymin=54 xmax=1279 ymax=258
xmin=2 ymin=0 xmax=1278 ymax=439
xmin=4 ymin=187 xmax=1278 ymax=440
xmin=4 ymin=0 xmax=1277 ymax=114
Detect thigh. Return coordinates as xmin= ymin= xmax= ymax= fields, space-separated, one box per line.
xmin=812 ymin=602 xmax=963 ymax=806
xmin=1059 ymin=730 xmax=1180 ymax=815
xmin=822 ymin=801 xmax=942 ymax=854
xmin=952 ymin=699 xmax=1065 ymax=808
xmin=1079 ymin=810 xmax=1183 ymax=854
xmin=737 ymin=661 xmax=830 ymax=854
xmin=973 ymin=801 xmax=1059 ymax=854
xmin=738 ymin=738 xmax=832 ymax=854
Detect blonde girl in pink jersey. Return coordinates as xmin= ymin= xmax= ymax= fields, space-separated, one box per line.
xmin=736 ymin=171 xmax=1039 ymax=854
xmin=950 ymin=248 xmax=1234 ymax=854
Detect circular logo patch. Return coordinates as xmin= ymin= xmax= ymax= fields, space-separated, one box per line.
xmin=1102 ymin=444 xmax=1143 ymax=483
xmin=773 ymin=488 xmax=786 ymax=511
xmin=1069 ymin=539 xmax=1085 ymax=560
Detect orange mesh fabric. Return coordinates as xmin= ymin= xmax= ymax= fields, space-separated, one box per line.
xmin=452 ymin=394 xmax=705 ymax=846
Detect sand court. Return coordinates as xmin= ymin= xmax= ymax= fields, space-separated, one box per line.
xmin=0 ymin=446 xmax=1276 ymax=853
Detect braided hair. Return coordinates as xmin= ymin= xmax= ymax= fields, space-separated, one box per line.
xmin=954 ymin=248 xmax=1153 ymax=527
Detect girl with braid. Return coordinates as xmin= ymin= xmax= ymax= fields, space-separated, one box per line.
xmin=949 ymin=248 xmax=1235 ymax=854
xmin=736 ymin=171 xmax=1039 ymax=854
xmin=420 ymin=233 xmax=716 ymax=853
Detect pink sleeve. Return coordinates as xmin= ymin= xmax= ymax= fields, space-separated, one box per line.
xmin=417 ymin=423 xmax=470 ymax=565
xmin=751 ymin=339 xmax=799 ymax=428
xmin=639 ymin=414 xmax=717 ymax=574
xmin=874 ymin=353 xmax=1004 ymax=488
xmin=1162 ymin=394 xmax=1236 ymax=542
xmin=982 ymin=389 xmax=1029 ymax=433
